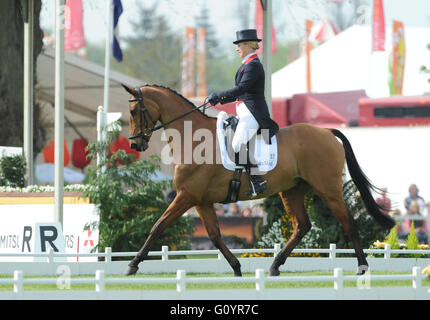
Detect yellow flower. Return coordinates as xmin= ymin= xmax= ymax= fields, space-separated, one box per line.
xmin=373 ymin=240 xmax=386 ymax=248
xmin=422 ymin=265 xmax=430 ymax=275
xmin=418 ymin=244 xmax=429 ymax=250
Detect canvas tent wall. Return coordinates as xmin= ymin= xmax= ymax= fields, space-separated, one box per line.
xmin=272 ymin=25 xmax=430 ymax=98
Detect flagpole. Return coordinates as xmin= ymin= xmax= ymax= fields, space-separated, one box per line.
xmin=54 ymin=0 xmax=65 ymax=227
xmin=23 ymin=0 xmax=34 ymax=186
xmin=262 ymin=0 xmax=272 ymax=117
xmin=104 ymin=0 xmax=113 ymax=114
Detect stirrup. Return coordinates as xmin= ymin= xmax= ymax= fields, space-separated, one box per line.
xmin=246 ymin=175 xmax=267 ymax=197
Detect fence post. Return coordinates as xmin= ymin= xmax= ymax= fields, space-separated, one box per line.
xmin=161 ymin=246 xmax=169 ymax=262
xmin=95 ymin=270 xmax=105 ymax=299
xmin=105 ymin=247 xmax=112 ymax=263
xmin=255 ymin=268 xmax=265 ymax=299
xmin=334 ymin=268 xmax=343 ymax=291
xmin=274 ymin=243 xmax=281 ymax=257
xmin=176 ymin=270 xmax=186 ymax=298
xmin=412 ymin=267 xmax=422 ymax=290
xmin=329 ymin=243 xmax=336 ymax=260
xmin=14 ymin=270 xmax=23 ymax=298
xmin=384 ymin=243 xmax=391 ymax=260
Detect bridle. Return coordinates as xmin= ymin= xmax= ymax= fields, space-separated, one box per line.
xmin=127 ymin=86 xmax=210 ymax=145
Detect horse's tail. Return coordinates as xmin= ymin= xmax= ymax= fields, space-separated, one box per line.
xmin=330 ymin=129 xmax=395 ymax=231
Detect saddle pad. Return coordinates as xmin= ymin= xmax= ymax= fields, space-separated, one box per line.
xmin=216 ymin=111 xmax=278 ymax=172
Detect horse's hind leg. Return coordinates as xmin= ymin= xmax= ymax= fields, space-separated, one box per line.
xmin=125 ymin=189 xmax=196 ymax=276
xmin=195 ymin=204 xmax=242 ymax=276
xmin=269 ymin=182 xmax=311 ymax=276
xmin=317 ymin=192 xmax=368 ymax=274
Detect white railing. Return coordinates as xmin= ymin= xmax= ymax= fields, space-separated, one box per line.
xmin=0 ymin=244 xmax=430 ymax=276
xmin=0 ymin=267 xmax=429 ymax=300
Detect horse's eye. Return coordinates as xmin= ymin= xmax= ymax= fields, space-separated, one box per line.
xmin=130 ymin=109 xmax=137 ymax=117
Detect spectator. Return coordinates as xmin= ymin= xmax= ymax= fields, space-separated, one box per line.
xmin=214 ymin=203 xmax=225 ymax=216
xmin=376 ymin=187 xmax=391 ymax=212
xmin=404 ymin=184 xmax=426 ymax=214
xmin=225 ymin=203 xmax=240 ymax=217
xmin=240 ymin=206 xmax=253 ymax=217
xmin=390 ymin=208 xmax=407 ymax=239
xmin=405 ymin=201 xmax=428 ymax=243
xmin=252 ymin=206 xmax=264 ymax=218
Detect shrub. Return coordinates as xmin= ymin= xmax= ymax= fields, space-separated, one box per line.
xmin=0 ymin=154 xmax=26 ymax=188
xmin=83 ymin=129 xmax=195 ymax=254
xmin=257 ymin=177 xmax=386 ymax=252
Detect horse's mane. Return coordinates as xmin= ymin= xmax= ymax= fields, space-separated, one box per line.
xmin=142 ymin=84 xmax=216 ymax=119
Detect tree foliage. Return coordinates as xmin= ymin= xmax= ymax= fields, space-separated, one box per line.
xmin=83 ymin=129 xmax=195 ymax=254
xmin=122 ymin=2 xmax=183 ymax=90
xmin=0 ymin=154 xmax=26 ymax=188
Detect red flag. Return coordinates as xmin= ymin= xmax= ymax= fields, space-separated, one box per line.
xmin=254 ymin=0 xmax=277 ymax=55
xmin=64 ymin=0 xmax=86 ymax=52
xmin=372 ymin=0 xmax=385 ymax=51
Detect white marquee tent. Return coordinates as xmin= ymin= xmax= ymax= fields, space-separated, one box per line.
xmin=272 ymin=24 xmax=430 ymax=98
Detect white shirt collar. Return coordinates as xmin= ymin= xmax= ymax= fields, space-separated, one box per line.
xmin=242 ymin=52 xmax=257 ymax=64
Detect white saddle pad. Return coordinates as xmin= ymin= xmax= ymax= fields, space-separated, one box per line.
xmin=216 ymin=111 xmax=278 ymax=172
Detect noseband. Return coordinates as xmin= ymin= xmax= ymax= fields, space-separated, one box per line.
xmin=128 ymin=86 xmax=210 ymax=143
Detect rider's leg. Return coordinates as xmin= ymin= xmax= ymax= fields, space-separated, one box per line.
xmin=231 ymin=113 xmax=267 ymax=196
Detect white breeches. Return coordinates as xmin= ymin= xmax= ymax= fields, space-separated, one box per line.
xmin=232 ymin=102 xmax=259 ymax=153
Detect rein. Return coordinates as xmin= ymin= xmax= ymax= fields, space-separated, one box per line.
xmin=128 ymin=86 xmax=210 ymax=141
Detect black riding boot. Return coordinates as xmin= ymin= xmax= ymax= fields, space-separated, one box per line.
xmin=245 ymin=166 xmax=267 ymax=197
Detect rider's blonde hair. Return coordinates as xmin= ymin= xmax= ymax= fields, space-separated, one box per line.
xmin=248 ymin=41 xmax=260 ymax=50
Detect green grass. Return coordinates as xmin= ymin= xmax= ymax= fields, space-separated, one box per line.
xmin=1 ymin=271 xmax=429 ymax=291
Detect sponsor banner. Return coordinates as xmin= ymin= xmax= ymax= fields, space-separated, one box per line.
xmin=0 ymin=203 xmax=99 ymax=262
xmin=181 ymin=27 xmax=196 ymax=98
xmin=392 ymin=20 xmax=405 ymax=95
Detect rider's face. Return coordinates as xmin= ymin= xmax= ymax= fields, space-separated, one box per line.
xmin=236 ymin=42 xmax=253 ymax=59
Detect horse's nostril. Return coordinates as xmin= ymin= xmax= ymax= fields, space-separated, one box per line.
xmin=130 ymin=143 xmax=137 ymax=150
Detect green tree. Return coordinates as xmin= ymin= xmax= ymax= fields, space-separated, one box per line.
xmin=122 ymin=2 xmax=182 ymax=90
xmin=83 ymin=129 xmax=195 ymax=254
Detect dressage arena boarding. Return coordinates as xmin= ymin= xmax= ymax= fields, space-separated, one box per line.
xmin=0 ymin=243 xmax=429 ymax=300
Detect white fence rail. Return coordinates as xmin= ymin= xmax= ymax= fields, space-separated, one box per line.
xmin=0 ymin=267 xmax=429 ymax=300
xmin=0 ymin=244 xmax=430 ymax=276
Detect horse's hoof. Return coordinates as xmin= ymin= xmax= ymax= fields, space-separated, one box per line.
xmin=124 ymin=265 xmax=139 ymax=276
xmin=234 ymin=270 xmax=242 ymax=277
xmin=269 ymin=268 xmax=280 ymax=277
xmin=356 ymin=265 xmax=369 ymax=276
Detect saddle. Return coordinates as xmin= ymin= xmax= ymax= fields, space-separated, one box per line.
xmin=219 ymin=113 xmax=276 ymax=203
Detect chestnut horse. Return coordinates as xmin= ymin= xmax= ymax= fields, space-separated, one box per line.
xmin=121 ymin=84 xmax=395 ymax=277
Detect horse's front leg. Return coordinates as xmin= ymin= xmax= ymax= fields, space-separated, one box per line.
xmin=125 ymin=189 xmax=196 ymax=276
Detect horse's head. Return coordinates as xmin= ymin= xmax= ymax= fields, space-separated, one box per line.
xmin=122 ymin=84 xmax=160 ymax=152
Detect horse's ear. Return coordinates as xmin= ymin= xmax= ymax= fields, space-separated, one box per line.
xmin=121 ymin=84 xmax=137 ymax=96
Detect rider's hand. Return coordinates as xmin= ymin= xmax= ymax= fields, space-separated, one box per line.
xmin=208 ymin=92 xmax=220 ymax=106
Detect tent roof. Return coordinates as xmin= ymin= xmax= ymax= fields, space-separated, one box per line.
xmin=272 ymin=25 xmax=430 ymax=98
xmin=37 ymin=47 xmax=144 ymax=127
